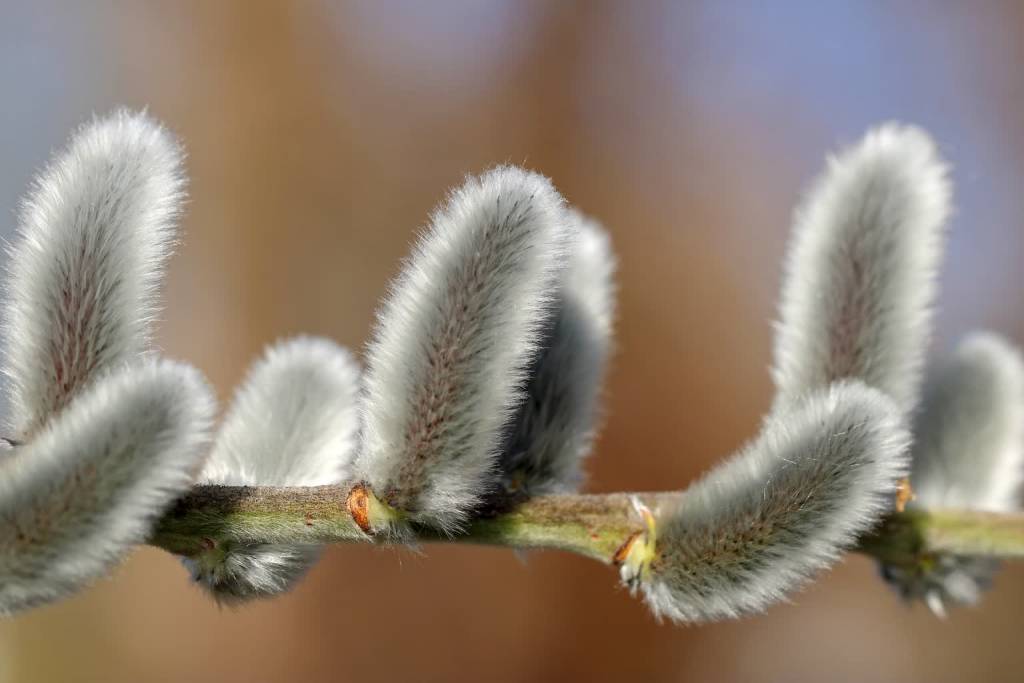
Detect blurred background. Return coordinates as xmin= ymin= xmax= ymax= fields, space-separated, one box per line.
xmin=1 ymin=1 xmax=1023 ymax=681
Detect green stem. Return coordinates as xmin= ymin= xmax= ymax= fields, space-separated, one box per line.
xmin=150 ymin=485 xmax=1024 ymax=570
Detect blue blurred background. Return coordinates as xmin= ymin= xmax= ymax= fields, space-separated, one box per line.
xmin=1 ymin=2 xmax=1022 ymax=681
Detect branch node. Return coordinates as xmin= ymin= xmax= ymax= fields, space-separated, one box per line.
xmin=895 ymin=477 xmax=915 ymax=513
xmin=616 ymin=497 xmax=658 ymax=594
xmin=346 ymin=482 xmax=405 ymax=536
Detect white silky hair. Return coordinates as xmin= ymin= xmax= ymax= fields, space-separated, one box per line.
xmin=355 ymin=166 xmax=572 ymax=533
xmin=201 ymin=336 xmax=360 ymax=486
xmin=187 ymin=336 xmax=361 ymax=601
xmin=641 ymin=381 xmax=909 ymax=623
xmin=911 ymin=333 xmax=1024 ymax=513
xmin=772 ymin=124 xmax=951 ymax=413
xmin=0 ymin=359 xmax=215 ymax=615
xmin=882 ymin=332 xmax=1024 ymax=614
xmin=494 ymin=210 xmax=615 ymax=504
xmin=2 ymin=109 xmax=186 ymax=438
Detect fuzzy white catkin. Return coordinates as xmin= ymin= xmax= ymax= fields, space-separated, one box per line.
xmin=355 ymin=166 xmax=572 ymax=532
xmin=911 ymin=333 xmax=1024 ymax=513
xmin=494 ymin=210 xmax=615 ymax=504
xmin=2 ymin=110 xmax=186 ymax=438
xmin=186 ymin=337 xmax=361 ymax=601
xmin=640 ymin=381 xmax=909 ymax=623
xmin=882 ymin=332 xmax=1024 ymax=614
xmin=772 ymin=124 xmax=951 ymax=413
xmin=0 ymin=360 xmax=215 ymax=615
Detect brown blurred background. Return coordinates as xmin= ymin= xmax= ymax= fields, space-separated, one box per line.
xmin=2 ymin=1 xmax=1024 ymax=681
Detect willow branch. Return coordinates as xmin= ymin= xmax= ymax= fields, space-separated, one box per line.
xmin=149 ymin=485 xmax=1024 ymax=572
